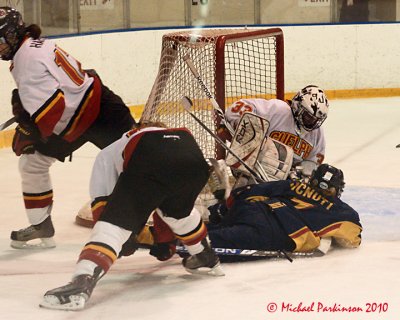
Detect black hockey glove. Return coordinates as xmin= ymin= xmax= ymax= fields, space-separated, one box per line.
xmin=208 ymin=202 xmax=228 ymax=224
xmin=119 ymin=234 xmax=139 ymax=258
xmin=149 ymin=239 xmax=177 ymax=262
xmin=12 ymin=124 xmax=39 ymax=156
xmin=11 ymin=89 xmax=31 ymax=125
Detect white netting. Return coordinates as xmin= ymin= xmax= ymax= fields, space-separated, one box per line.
xmin=141 ymin=28 xmax=284 ymax=159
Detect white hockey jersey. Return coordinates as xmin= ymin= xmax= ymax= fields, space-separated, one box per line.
xmin=11 ymin=37 xmax=101 ymax=142
xmin=225 ymin=98 xmax=325 ymax=165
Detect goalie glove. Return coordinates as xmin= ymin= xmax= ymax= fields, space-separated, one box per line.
xmin=289 ymin=160 xmax=318 ymax=182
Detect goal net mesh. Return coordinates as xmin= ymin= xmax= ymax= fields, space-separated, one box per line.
xmin=141 ymin=28 xmax=284 ymax=159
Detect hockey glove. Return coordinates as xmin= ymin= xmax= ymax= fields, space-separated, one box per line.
xmin=208 ymin=202 xmax=228 ymax=224
xmin=119 ymin=234 xmax=139 ymax=258
xmin=132 ymin=222 xmax=177 ymax=261
xmin=148 ymin=212 xmax=177 ymax=261
xmin=12 ymin=124 xmax=38 ymax=156
xmin=149 ymin=240 xmax=177 ymax=261
xmin=11 ymin=89 xmax=31 ymax=125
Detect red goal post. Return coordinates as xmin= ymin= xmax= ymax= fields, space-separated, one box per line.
xmin=141 ymin=27 xmax=284 ymax=159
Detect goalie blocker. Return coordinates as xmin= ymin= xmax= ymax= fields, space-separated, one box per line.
xmin=225 ymin=112 xmax=293 ymax=183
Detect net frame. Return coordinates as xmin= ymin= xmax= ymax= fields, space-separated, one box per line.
xmin=141 ymin=27 xmax=285 ymax=159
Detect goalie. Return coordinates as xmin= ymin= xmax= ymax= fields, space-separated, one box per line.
xmin=225 ymin=85 xmax=329 ymax=179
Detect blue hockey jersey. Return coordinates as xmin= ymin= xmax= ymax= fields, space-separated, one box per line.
xmin=211 ymin=179 xmax=362 ymax=252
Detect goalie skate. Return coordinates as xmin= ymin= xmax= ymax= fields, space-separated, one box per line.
xmin=182 ymin=239 xmax=225 ymax=277
xmin=10 ymin=215 xmax=56 ymax=249
xmin=40 ymin=272 xmax=99 ymax=311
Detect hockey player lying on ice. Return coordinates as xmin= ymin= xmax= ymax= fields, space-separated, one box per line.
xmin=205 ymin=163 xmax=362 ymax=260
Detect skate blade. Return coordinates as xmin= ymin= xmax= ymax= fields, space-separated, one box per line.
xmin=39 ymin=294 xmax=86 ymax=311
xmin=185 ymin=262 xmax=225 ymax=277
xmin=10 ymin=237 xmax=56 ymax=249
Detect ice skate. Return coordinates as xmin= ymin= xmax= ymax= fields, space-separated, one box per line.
xmin=10 ymin=215 xmax=55 ymax=249
xmin=40 ymin=270 xmax=101 ymax=311
xmin=182 ymin=239 xmax=225 ymax=276
xmin=207 ymin=158 xmax=231 ymax=200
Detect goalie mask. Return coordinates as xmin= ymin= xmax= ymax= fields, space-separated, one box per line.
xmin=310 ymin=164 xmax=345 ymax=198
xmin=0 ymin=7 xmax=25 ymax=61
xmin=291 ymin=85 xmax=329 ymax=132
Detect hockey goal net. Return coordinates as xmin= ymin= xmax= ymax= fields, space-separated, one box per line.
xmin=141 ymin=27 xmax=284 ymax=160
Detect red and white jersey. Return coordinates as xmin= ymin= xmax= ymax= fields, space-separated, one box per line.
xmin=11 ymin=37 xmax=101 ymax=141
xmin=226 ymin=98 xmax=325 ymax=164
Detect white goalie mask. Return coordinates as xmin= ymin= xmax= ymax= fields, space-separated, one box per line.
xmin=291 ymin=85 xmax=329 ymax=132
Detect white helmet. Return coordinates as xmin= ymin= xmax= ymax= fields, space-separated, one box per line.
xmin=291 ymin=85 xmax=329 ymax=131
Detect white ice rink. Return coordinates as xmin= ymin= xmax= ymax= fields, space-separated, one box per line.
xmin=0 ymin=97 xmax=399 ymax=320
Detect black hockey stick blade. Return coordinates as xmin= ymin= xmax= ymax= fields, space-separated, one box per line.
xmin=0 ymin=116 xmax=16 ymax=131
xmin=396 ymin=144 xmax=400 ymax=148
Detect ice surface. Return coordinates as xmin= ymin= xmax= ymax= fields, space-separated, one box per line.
xmin=0 ymin=97 xmax=399 ymax=320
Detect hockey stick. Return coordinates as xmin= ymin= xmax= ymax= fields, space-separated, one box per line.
xmin=183 ymin=54 xmax=235 ymax=135
xmin=181 ymin=96 xmax=264 ymax=183
xmin=175 ymin=245 xmax=327 ymax=262
xmin=0 ymin=116 xmax=16 ymax=131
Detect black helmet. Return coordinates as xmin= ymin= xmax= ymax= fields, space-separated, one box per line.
xmin=310 ymin=164 xmax=345 ymax=198
xmin=0 ymin=7 xmax=25 ymax=60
